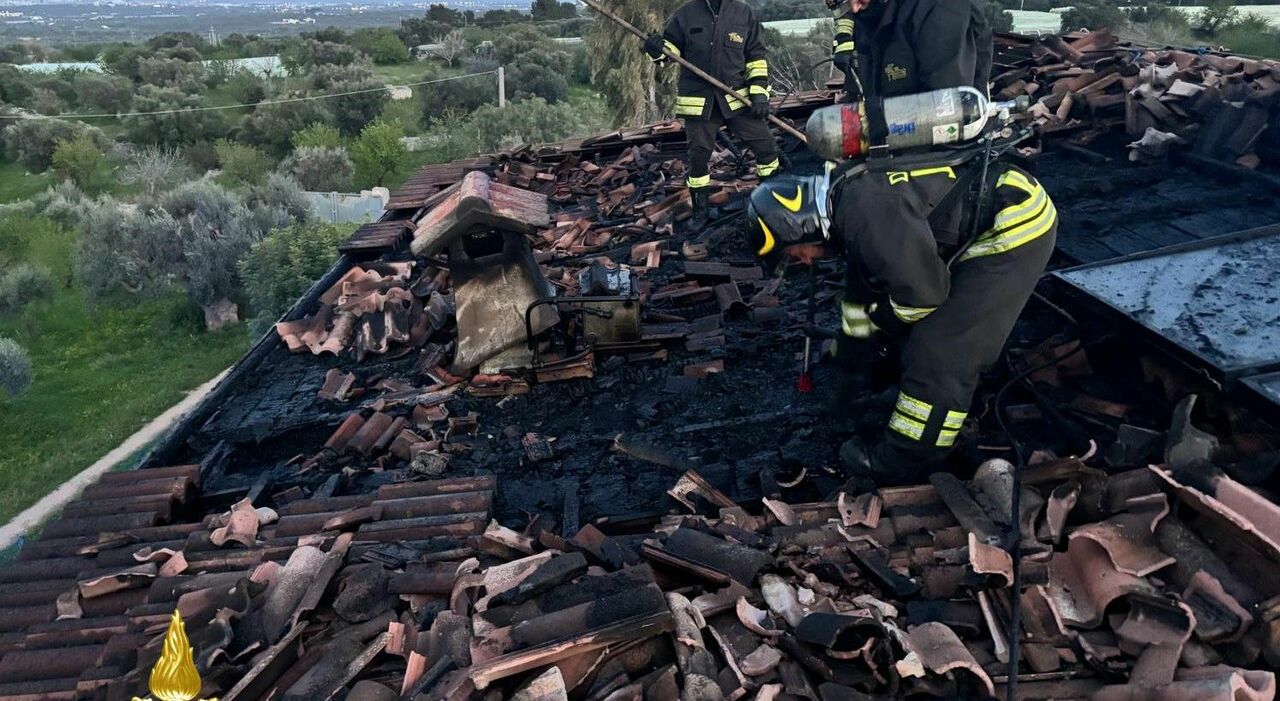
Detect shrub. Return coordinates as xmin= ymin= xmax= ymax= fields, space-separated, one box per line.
xmin=293 ymin=122 xmax=343 ymax=150
xmin=366 ymin=33 xmax=410 ymax=65
xmin=509 ymin=63 xmax=568 ymax=104
xmin=124 ymin=85 xmax=228 ymax=146
xmin=0 ymin=337 xmax=32 ymax=400
xmin=214 ymin=139 xmax=272 ymax=185
xmin=279 ymin=146 xmax=355 ymax=191
xmin=420 ymin=66 xmax=496 ymax=121
xmin=30 ymin=88 xmax=66 ymax=116
xmin=1061 ymin=1 xmax=1128 ymax=32
xmin=119 ymin=146 xmax=192 ymax=197
xmin=137 ymin=56 xmax=206 ymax=91
xmin=351 ymin=118 xmax=408 ymax=188
xmin=244 ymin=174 xmax=312 ymax=232
xmin=281 ymin=39 xmax=362 ymax=72
xmin=51 ymin=132 xmax=106 ymax=188
xmin=226 ymin=71 xmax=268 ymax=104
xmin=2 ymin=118 xmax=107 ymax=173
xmin=74 ymin=73 xmax=133 ymax=113
xmin=240 ymin=99 xmax=334 ymax=156
xmin=161 ymin=180 xmax=268 ymax=308
xmin=75 ymin=197 xmax=183 ymax=300
xmin=28 ymin=180 xmax=88 ymax=228
xmin=239 ymin=221 xmax=352 ymax=323
xmin=0 ymin=263 xmax=55 ymax=313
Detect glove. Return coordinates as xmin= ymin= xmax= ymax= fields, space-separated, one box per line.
xmin=832 ymin=51 xmax=853 ymax=73
xmin=644 ymin=33 xmax=665 ymax=60
xmin=750 ymin=93 xmax=770 ymax=119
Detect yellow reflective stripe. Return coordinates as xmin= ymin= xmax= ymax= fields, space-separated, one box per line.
xmin=910 ymin=167 xmax=956 ymax=179
xmin=835 ymin=19 xmax=855 ymax=33
xmin=726 ymin=93 xmax=747 ymax=111
xmin=896 ymin=392 xmax=932 ymax=424
xmin=749 ymin=85 xmax=771 ymax=97
xmin=993 ymin=186 xmax=1047 ymax=231
xmin=841 ymin=302 xmax=874 ymax=338
xmin=746 ymin=59 xmax=768 ymax=80
xmin=889 ymin=413 xmax=926 ymax=441
xmin=889 ymin=298 xmax=936 ymax=324
xmin=665 ymin=40 xmax=681 ymax=57
xmin=944 ymin=410 xmax=967 ymax=430
xmin=687 ymin=174 xmax=711 ymax=189
xmin=675 ymin=95 xmax=706 ymax=116
xmin=937 ymin=430 xmax=960 ymax=448
xmin=757 ymin=158 xmax=781 ymax=177
xmin=888 ymin=171 xmax=910 ymax=185
xmin=961 ymin=197 xmax=1057 ymax=262
xmin=999 ymin=169 xmax=1036 ymax=193
xmin=834 ymin=41 xmax=856 ymax=54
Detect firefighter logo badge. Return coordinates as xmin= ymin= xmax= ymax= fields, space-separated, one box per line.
xmin=727 ymin=31 xmax=745 ymax=44
xmin=885 ymin=64 xmax=908 ymax=81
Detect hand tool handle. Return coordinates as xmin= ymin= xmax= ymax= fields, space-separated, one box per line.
xmin=580 ymin=0 xmax=808 ymax=143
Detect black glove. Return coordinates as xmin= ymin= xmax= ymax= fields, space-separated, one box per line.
xmin=644 ymin=33 xmax=665 ymax=60
xmin=832 ymin=51 xmax=853 ymax=73
xmin=750 ymin=93 xmax=769 ymax=119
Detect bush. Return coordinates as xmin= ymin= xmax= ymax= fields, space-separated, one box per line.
xmin=0 ymin=263 xmax=55 ymax=314
xmin=137 ymin=56 xmax=206 ymax=91
xmin=281 ymin=39 xmax=363 ymax=72
xmin=124 ymin=85 xmax=228 ymax=146
xmin=239 ymin=221 xmax=352 ymax=323
xmin=119 ymin=146 xmax=192 ymax=197
xmin=214 ymin=139 xmax=272 ymax=185
xmin=2 ymin=118 xmax=107 ymax=172
xmin=74 ymin=73 xmax=133 ymax=113
xmin=51 ymin=132 xmax=106 ymax=188
xmin=28 ymin=181 xmax=88 ymax=229
xmin=30 ymin=88 xmax=66 ymax=116
xmin=240 ymin=99 xmax=334 ymax=156
xmin=364 ymin=32 xmax=410 ymax=65
xmin=0 ymin=338 xmax=32 ymax=400
xmin=279 ymin=146 xmax=355 ymax=191
xmin=293 ymin=122 xmax=343 ymax=150
xmin=420 ymin=66 xmax=496 ymax=121
xmin=0 ymin=65 xmax=33 ymax=105
xmin=226 ymin=71 xmax=268 ymax=104
xmin=509 ymin=63 xmax=568 ymax=104
xmin=75 ymin=197 xmax=183 ymax=300
xmin=351 ymin=118 xmax=408 ymax=188
xmin=417 ymin=97 xmax=608 ymax=161
xmin=1061 ymin=1 xmax=1128 ymax=32
xmin=244 ymin=174 xmax=312 ymax=232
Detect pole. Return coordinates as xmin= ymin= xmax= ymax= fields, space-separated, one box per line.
xmin=497 ymin=66 xmax=506 ymax=108
xmin=579 ymin=0 xmax=807 ymax=143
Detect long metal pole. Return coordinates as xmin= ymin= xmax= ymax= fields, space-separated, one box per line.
xmin=579 ymin=0 xmax=807 ymax=143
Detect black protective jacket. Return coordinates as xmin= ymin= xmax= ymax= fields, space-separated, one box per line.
xmin=854 ymin=0 xmax=993 ymax=99
xmin=658 ymin=0 xmax=769 ymax=120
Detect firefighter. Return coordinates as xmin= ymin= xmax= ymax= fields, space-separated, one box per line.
xmin=826 ymin=0 xmax=859 ymax=99
xmin=743 ymin=0 xmax=1049 ymax=492
xmin=644 ymin=0 xmax=782 ymax=225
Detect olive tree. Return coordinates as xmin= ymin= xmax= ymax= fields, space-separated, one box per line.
xmin=279 ymin=146 xmax=355 ymax=191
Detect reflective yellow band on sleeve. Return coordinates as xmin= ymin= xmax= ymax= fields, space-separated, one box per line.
xmin=757 ymin=158 xmax=781 ymax=177
xmin=889 ymin=298 xmax=937 ymax=324
xmin=889 ymin=413 xmax=926 ymax=441
xmin=748 ymin=84 xmax=771 ymax=96
xmin=835 ymin=19 xmax=855 ymax=33
xmin=834 ymin=41 xmax=856 ymax=54
xmin=665 ymin=40 xmax=681 ymax=57
xmin=746 ymin=59 xmax=768 ymax=80
xmin=687 ymin=174 xmax=712 ymax=189
xmin=943 ymin=410 xmax=967 ymax=430
xmin=959 ymin=183 xmax=1058 ymax=262
xmin=674 ymin=95 xmax=707 ymax=116
xmin=726 ymin=92 xmax=747 ymax=111
xmin=895 ymin=392 xmax=933 ymax=424
xmin=937 ymin=429 xmax=960 ymax=448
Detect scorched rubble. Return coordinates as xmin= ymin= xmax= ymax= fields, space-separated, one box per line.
xmin=1 ymin=32 xmax=1279 ymax=701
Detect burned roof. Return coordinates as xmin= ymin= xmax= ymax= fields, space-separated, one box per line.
xmin=3 ymin=31 xmax=1280 ymax=701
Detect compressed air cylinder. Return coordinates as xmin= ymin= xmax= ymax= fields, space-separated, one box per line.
xmin=805 ymin=87 xmax=990 ymax=161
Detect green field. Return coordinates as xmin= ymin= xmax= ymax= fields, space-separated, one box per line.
xmin=0 ymin=162 xmax=53 ymax=204
xmin=0 ymin=214 xmax=248 ymax=524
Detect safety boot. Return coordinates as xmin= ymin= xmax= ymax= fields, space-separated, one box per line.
xmin=689 ymin=187 xmax=711 ymax=229
xmin=838 ymin=435 xmax=879 ymax=496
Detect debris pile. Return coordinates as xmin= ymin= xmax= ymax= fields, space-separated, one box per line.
xmin=997 ymin=31 xmax=1280 ymax=165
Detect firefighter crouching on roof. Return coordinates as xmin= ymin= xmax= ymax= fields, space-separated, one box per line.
xmin=644 ymin=0 xmax=782 ymax=226
xmin=744 ymin=0 xmax=1058 ymax=494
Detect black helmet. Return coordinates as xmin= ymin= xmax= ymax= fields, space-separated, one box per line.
xmin=746 ymin=175 xmax=830 ymax=273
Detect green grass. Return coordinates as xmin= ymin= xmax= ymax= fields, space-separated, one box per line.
xmin=0 ymin=162 xmax=53 ymax=204
xmin=0 ymin=215 xmax=249 ymax=524
xmin=371 ymin=61 xmax=444 ymax=85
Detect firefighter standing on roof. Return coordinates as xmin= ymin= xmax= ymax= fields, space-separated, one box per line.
xmin=744 ymin=0 xmax=1057 ymax=493
xmin=644 ymin=0 xmax=782 ymax=225
xmin=828 ymin=0 xmax=859 ymax=99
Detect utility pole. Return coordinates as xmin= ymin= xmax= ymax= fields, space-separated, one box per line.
xmin=498 ymin=65 xmax=506 ymax=107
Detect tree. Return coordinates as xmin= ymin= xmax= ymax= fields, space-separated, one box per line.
xmin=293 ymin=122 xmax=343 ymax=150
xmin=509 ymin=63 xmax=568 ymax=103
xmin=984 ymin=1 xmax=1014 ymax=33
xmin=279 ymin=146 xmax=355 ymax=191
xmin=0 ymin=263 xmax=54 ymax=314
xmin=1060 ymin=1 xmax=1128 ymax=32
xmin=51 ymin=132 xmax=106 ymax=188
xmin=244 ymin=174 xmax=311 ymax=232
xmin=75 ymin=197 xmax=184 ymax=300
xmin=30 ymin=88 xmax=66 ymax=116
xmin=366 ymin=32 xmax=410 ymax=65
xmin=74 ymin=73 xmax=133 ymax=114
xmin=0 ymin=65 xmax=33 ymax=106
xmin=119 ymin=146 xmax=191 ymax=197
xmin=239 ymin=221 xmax=352 ymax=325
xmin=532 ymin=0 xmax=577 ymax=21
xmin=215 ymin=139 xmax=272 ymax=185
xmin=2 ymin=118 xmax=107 ymax=172
xmin=420 ymin=65 xmax=495 ymax=121
xmin=425 ymin=4 xmax=464 ymax=26
xmin=398 ymin=18 xmax=454 ymax=48
xmin=226 ymin=71 xmax=268 ymax=104
xmin=351 ymin=118 xmax=408 ymax=188
xmin=0 ymin=338 xmax=32 ymax=400
xmin=431 ymin=30 xmax=468 ymax=67
xmin=101 ymin=44 xmax=154 ymax=82
xmin=586 ymin=0 xmax=682 ymax=126
xmin=240 ymin=99 xmax=333 ymax=156
xmin=765 ymin=25 xmax=830 ymax=93
xmin=124 ymin=85 xmax=228 ymax=146
xmin=281 ymin=39 xmax=362 ymax=72
xmin=137 ymin=56 xmax=206 ymax=91
xmin=1197 ymin=0 xmax=1241 ymax=35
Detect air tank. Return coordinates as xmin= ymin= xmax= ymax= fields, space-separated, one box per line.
xmin=806 ymin=87 xmax=1017 ymax=162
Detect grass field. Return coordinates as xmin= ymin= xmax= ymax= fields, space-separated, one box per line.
xmin=0 ymin=215 xmax=248 ymax=524
xmin=0 ymin=162 xmax=53 ymax=204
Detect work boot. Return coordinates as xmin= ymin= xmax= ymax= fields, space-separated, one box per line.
xmin=689 ymin=187 xmax=711 ymax=229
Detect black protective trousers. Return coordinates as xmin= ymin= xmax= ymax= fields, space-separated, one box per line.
xmin=684 ymin=111 xmax=781 ymax=188
xmin=836 ymin=167 xmax=1057 ymax=485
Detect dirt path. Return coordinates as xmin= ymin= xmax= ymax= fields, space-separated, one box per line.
xmin=0 ymin=368 xmax=229 ymax=551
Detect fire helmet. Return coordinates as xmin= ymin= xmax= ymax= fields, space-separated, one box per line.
xmin=745 ymin=174 xmax=831 ymax=273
